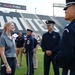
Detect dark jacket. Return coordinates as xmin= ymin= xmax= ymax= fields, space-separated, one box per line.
xmin=41 ymin=31 xmax=60 ymax=56
xmin=56 ymin=19 xmax=75 ymax=69
xmin=25 ymin=35 xmax=34 ymax=53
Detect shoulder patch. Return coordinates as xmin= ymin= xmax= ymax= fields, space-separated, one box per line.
xmin=64 ymin=28 xmax=69 ymax=33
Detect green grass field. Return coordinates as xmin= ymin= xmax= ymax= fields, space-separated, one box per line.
xmin=0 ymin=47 xmax=62 ymax=75
xmin=15 ymin=47 xmax=62 ymax=75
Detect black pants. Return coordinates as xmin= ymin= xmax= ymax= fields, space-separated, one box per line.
xmin=62 ymin=68 xmax=75 ymax=75
xmin=44 ymin=53 xmax=59 ymax=75
xmin=26 ymin=52 xmax=34 ymax=75
xmin=1 ymin=57 xmax=16 ymax=75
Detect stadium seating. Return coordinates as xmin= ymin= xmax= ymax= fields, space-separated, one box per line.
xmin=0 ymin=11 xmax=69 ymax=36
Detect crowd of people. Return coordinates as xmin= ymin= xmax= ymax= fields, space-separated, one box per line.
xmin=0 ymin=0 xmax=75 ymax=75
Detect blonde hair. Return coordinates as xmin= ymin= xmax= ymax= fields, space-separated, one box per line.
xmin=1 ymin=21 xmax=13 ymax=36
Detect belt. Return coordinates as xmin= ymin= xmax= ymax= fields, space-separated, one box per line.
xmin=6 ymin=57 xmax=16 ymax=59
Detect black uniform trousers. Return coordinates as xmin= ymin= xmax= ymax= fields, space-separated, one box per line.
xmin=1 ymin=57 xmax=16 ymax=75
xmin=62 ymin=68 xmax=75 ymax=75
xmin=26 ymin=51 xmax=34 ymax=75
xmin=62 ymin=61 xmax=75 ymax=75
xmin=44 ymin=53 xmax=59 ymax=75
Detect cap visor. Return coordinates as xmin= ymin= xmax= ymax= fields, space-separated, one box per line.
xmin=63 ymin=6 xmax=68 ymax=10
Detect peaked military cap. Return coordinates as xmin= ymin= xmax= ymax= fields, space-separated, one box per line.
xmin=45 ymin=20 xmax=55 ymax=25
xmin=64 ymin=0 xmax=75 ymax=10
xmin=27 ymin=29 xmax=33 ymax=32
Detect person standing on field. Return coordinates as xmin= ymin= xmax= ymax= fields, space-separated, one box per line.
xmin=41 ymin=20 xmax=60 ymax=75
xmin=15 ymin=32 xmax=24 ymax=66
xmin=32 ymin=34 xmax=38 ymax=69
xmin=0 ymin=21 xmax=19 ymax=75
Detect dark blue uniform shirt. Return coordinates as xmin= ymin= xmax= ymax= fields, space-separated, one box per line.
xmin=25 ymin=35 xmax=34 ymax=53
xmin=60 ymin=19 xmax=75 ymax=62
xmin=41 ymin=31 xmax=60 ymax=55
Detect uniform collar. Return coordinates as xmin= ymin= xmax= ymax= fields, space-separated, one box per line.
xmin=69 ymin=19 xmax=75 ymax=26
xmin=69 ymin=19 xmax=75 ymax=32
xmin=27 ymin=35 xmax=32 ymax=38
xmin=71 ymin=19 xmax=75 ymax=24
xmin=48 ymin=31 xmax=54 ymax=34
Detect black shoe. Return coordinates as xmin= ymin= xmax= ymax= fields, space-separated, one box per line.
xmin=34 ymin=68 xmax=37 ymax=70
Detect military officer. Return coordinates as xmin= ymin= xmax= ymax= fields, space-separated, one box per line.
xmin=59 ymin=0 xmax=75 ymax=75
xmin=24 ymin=29 xmax=34 ymax=75
xmin=41 ymin=20 xmax=60 ymax=75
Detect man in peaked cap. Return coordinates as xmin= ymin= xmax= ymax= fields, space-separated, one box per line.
xmin=45 ymin=20 xmax=55 ymax=25
xmin=24 ymin=28 xmax=34 ymax=75
xmin=41 ymin=20 xmax=60 ymax=75
xmin=27 ymin=29 xmax=33 ymax=32
xmin=56 ymin=0 xmax=75 ymax=75
xmin=64 ymin=0 xmax=75 ymax=10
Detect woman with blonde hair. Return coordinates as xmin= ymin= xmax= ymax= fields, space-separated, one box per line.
xmin=0 ymin=21 xmax=18 ymax=75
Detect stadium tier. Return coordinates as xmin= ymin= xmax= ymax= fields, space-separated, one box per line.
xmin=0 ymin=11 xmax=69 ymax=36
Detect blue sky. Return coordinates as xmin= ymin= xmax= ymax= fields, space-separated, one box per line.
xmin=0 ymin=0 xmax=66 ymax=16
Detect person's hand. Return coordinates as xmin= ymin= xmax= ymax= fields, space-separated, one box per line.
xmin=6 ymin=66 xmax=11 ymax=74
xmin=46 ymin=50 xmax=52 ymax=56
xmin=16 ymin=63 xmax=19 ymax=67
xmin=22 ymin=47 xmax=25 ymax=53
xmin=16 ymin=63 xmax=20 ymax=70
xmin=24 ymin=53 xmax=26 ymax=57
xmin=34 ymin=49 xmax=36 ymax=53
